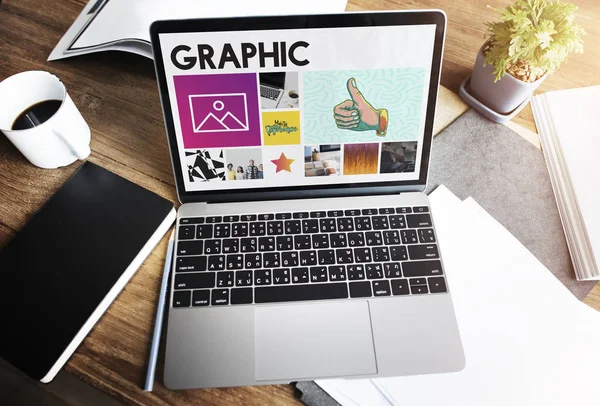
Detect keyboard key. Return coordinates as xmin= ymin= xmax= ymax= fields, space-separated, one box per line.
xmin=255 ymin=282 xmax=348 ymax=303
xmin=231 ymin=287 xmax=253 ymax=304
xmin=267 ymin=221 xmax=284 ymax=235
xmin=319 ymin=218 xmax=337 ymax=233
xmin=277 ymin=236 xmax=293 ymax=251
xmin=389 ymin=215 xmax=406 ymax=229
xmin=379 ymin=208 xmax=395 ymax=214
xmin=258 ymin=213 xmax=274 ymax=220
xmin=174 ymin=272 xmax=215 ymax=289
xmin=294 ymin=235 xmax=311 ymax=250
xmin=214 ymin=224 xmax=230 ymax=238
xmin=312 ymin=234 xmax=329 ymax=249
xmin=254 ymin=269 xmax=272 ymax=285
xmin=292 ymin=267 xmax=309 ymax=284
xmin=365 ymin=231 xmax=383 ymax=246
xmin=310 ymin=267 xmax=328 ymax=282
xmin=242 ymin=214 xmax=257 ymax=222
xmin=275 ymin=213 xmax=292 ymax=220
xmin=196 ymin=225 xmax=213 ymax=239
xmin=300 ymin=250 xmax=317 ymax=266
xmin=372 ymin=280 xmax=391 ymax=296
xmin=302 ymin=219 xmax=319 ymax=233
xmin=361 ymin=208 xmax=378 ymax=215
xmin=192 ymin=290 xmax=210 ymax=306
xmin=390 ymin=246 xmax=408 ymax=261
xmin=335 ymin=248 xmax=354 ymax=264
xmin=344 ymin=209 xmax=361 ymax=216
xmin=282 ymin=251 xmax=299 ymax=267
xmin=354 ymin=248 xmax=372 ymax=263
xmin=232 ymin=223 xmax=248 ymax=237
xmin=207 ymin=255 xmax=225 ymax=271
xmin=216 ymin=271 xmax=234 ymax=287
xmin=235 ymin=270 xmax=253 ymax=286
xmin=372 ymin=216 xmax=389 ymax=230
xmin=245 ymin=253 xmax=262 ymax=269
xmin=285 ymin=220 xmax=302 ymax=234
xmin=328 ymin=266 xmax=347 ymax=281
xmin=406 ymin=213 xmax=432 ymax=228
xmin=428 ymin=277 xmax=448 ymax=293
xmin=337 ymin=218 xmax=354 ymax=232
xmin=180 ymin=217 xmax=204 ymax=225
xmin=410 ymin=285 xmax=429 ymax=294
xmin=241 ymin=237 xmax=257 ymax=253
xmin=211 ymin=289 xmax=229 ymax=305
xmin=249 ymin=222 xmax=266 ymax=236
xmin=273 ymin=269 xmax=291 ymax=284
xmin=408 ymin=244 xmax=440 ymax=260
xmin=177 ymin=240 xmax=203 ymax=256
xmin=413 ymin=206 xmax=429 ymax=213
xmin=401 ymin=229 xmax=419 ymax=244
xmin=173 ymin=291 xmax=191 ymax=307
xmin=349 ymin=281 xmax=372 ymax=298
xmin=263 ymin=252 xmax=280 ymax=268
xmin=383 ymin=230 xmax=401 ymax=245
xmin=372 ymin=246 xmax=390 ymax=262
xmin=222 ymin=239 xmax=239 ymax=254
xmin=327 ymin=210 xmax=344 ymax=217
xmin=318 ymin=249 xmax=335 ymax=265
xmin=178 ymin=225 xmax=195 ymax=240
xmin=402 ymin=260 xmax=444 ymax=277
xmin=204 ymin=239 xmax=221 ymax=254
xmin=222 ymin=215 xmax=239 ymax=222
xmin=176 ymin=256 xmax=207 ymax=272
xmin=258 ymin=237 xmax=275 ymax=252
xmin=206 ymin=216 xmax=222 ymax=224
xmin=366 ymin=263 xmax=384 ymax=279
xmin=396 ymin=207 xmax=412 ymax=214
xmin=409 ymin=278 xmax=427 ymax=286
xmin=383 ymin=262 xmax=402 ymax=278
xmin=310 ymin=211 xmax=327 ymax=218
xmin=354 ymin=217 xmax=372 ymax=231
xmin=347 ymin=232 xmax=365 ymax=247
xmin=293 ymin=212 xmax=310 ymax=219
xmin=347 ymin=265 xmax=365 ymax=280
xmin=226 ymin=254 xmax=244 ymax=270
xmin=391 ymin=279 xmax=409 ymax=295
xmin=418 ymin=228 xmax=436 ymax=243
xmin=330 ymin=233 xmax=347 ymax=248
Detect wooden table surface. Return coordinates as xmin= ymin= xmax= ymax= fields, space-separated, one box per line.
xmin=1 ymin=1 xmax=598 ymax=405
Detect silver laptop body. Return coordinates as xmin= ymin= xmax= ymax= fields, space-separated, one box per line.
xmin=151 ymin=10 xmax=465 ymax=390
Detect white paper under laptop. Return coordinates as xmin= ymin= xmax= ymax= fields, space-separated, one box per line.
xmin=48 ymin=0 xmax=348 ymax=61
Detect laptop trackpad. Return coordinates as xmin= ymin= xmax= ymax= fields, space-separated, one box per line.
xmin=255 ymin=301 xmax=377 ymax=381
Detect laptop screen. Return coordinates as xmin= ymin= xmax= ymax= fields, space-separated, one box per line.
xmin=156 ymin=19 xmax=439 ymax=195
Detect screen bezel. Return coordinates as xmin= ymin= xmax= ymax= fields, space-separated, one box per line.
xmin=150 ymin=11 xmax=446 ymax=203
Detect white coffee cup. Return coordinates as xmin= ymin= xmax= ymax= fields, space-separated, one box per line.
xmin=0 ymin=71 xmax=91 ymax=169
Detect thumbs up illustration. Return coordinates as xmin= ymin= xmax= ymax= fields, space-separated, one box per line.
xmin=333 ymin=78 xmax=388 ymax=136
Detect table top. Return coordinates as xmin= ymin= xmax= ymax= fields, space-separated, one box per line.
xmin=1 ymin=1 xmax=599 ymax=405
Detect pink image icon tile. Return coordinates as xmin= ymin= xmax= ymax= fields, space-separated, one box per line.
xmin=174 ymin=74 xmax=261 ymax=149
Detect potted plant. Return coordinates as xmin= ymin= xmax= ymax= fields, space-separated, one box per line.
xmin=469 ymin=0 xmax=584 ymax=115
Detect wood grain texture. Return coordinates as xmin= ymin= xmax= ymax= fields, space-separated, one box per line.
xmin=0 ymin=1 xmax=598 ymax=405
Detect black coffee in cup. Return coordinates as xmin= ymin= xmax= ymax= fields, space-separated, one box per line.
xmin=11 ymin=99 xmax=62 ymax=131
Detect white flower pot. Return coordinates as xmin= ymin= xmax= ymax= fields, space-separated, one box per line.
xmin=469 ymin=46 xmax=546 ymax=114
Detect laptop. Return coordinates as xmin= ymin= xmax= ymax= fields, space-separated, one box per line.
xmin=259 ymin=72 xmax=286 ymax=109
xmin=150 ymin=10 xmax=465 ymax=390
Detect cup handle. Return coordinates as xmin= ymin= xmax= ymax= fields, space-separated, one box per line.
xmin=53 ymin=128 xmax=91 ymax=160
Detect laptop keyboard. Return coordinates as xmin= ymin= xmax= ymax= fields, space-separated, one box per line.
xmin=260 ymin=85 xmax=282 ymax=101
xmin=172 ymin=206 xmax=447 ymax=308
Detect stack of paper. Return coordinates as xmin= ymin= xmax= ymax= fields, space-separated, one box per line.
xmin=316 ymin=185 xmax=600 ymax=406
xmin=532 ymin=86 xmax=600 ymax=280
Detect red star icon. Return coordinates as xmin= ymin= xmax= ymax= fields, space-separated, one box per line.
xmin=270 ymin=152 xmax=295 ymax=173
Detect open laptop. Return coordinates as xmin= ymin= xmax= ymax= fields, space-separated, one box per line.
xmin=259 ymin=72 xmax=286 ymax=109
xmin=150 ymin=10 xmax=465 ymax=390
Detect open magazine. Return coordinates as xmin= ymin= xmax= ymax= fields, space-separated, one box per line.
xmin=49 ymin=0 xmax=348 ymax=61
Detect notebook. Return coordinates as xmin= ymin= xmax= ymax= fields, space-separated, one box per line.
xmin=532 ymin=86 xmax=600 ymax=280
xmin=0 ymin=162 xmax=176 ymax=382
